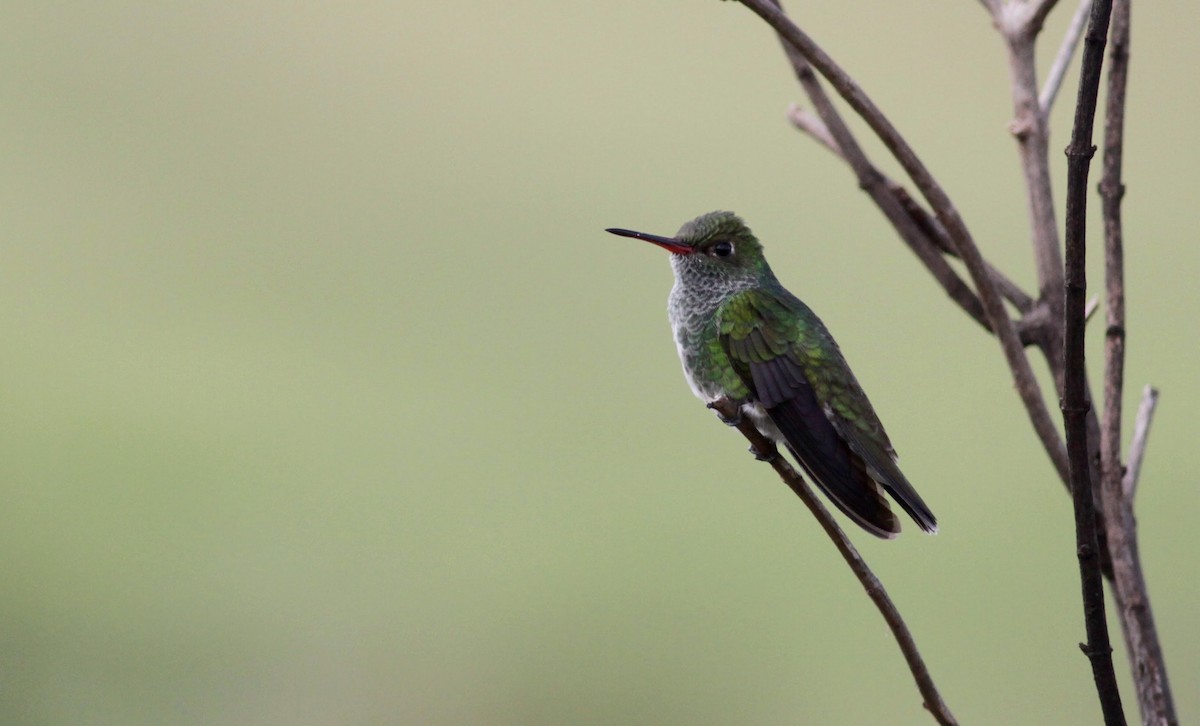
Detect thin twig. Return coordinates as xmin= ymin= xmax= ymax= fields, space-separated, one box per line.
xmin=737 ymin=0 xmax=1069 ymax=483
xmin=786 ymin=104 xmax=839 ymax=154
xmin=1084 ymin=294 xmax=1100 ymax=322
xmin=708 ymin=398 xmax=958 ymax=726
xmin=886 ymin=185 xmax=1037 ymax=315
xmin=787 ymin=104 xmax=1034 ymax=315
xmin=1041 ymin=0 xmax=1095 ymax=114
xmin=1105 ymin=393 xmax=1173 ymax=726
xmin=768 ymin=26 xmax=992 ymax=332
xmin=1061 ymin=0 xmax=1125 ymax=722
xmin=1097 ymin=2 xmax=1177 ymax=719
xmin=1098 ymin=13 xmax=1127 ymax=501
xmin=1122 ymin=385 xmax=1158 ymax=500
xmin=994 ymin=9 xmax=1065 ymax=316
xmin=1098 ymin=0 xmax=1129 ymax=506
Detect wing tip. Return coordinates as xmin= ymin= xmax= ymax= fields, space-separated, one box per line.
xmin=874 ymin=526 xmax=900 ymax=541
xmin=845 ymin=505 xmax=901 ymax=540
xmin=864 ymin=514 xmax=937 ymax=539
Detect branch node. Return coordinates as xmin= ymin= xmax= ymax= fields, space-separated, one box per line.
xmin=1007 ymin=117 xmax=1035 ymax=141
xmin=1080 ymin=641 xmax=1115 ymax=657
xmin=1064 ymin=142 xmax=1098 ymax=160
xmin=1097 ymin=178 xmax=1126 ymax=202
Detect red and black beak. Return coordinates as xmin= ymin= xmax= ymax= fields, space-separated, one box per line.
xmin=605 ymin=227 xmax=694 ymax=255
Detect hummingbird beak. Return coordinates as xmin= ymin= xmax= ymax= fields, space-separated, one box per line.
xmin=605 ymin=227 xmax=694 ymax=255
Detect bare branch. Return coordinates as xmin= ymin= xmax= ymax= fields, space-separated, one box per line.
xmin=1041 ymin=0 xmax=1095 ymax=114
xmin=708 ymin=399 xmax=958 ymax=726
xmin=786 ymin=104 xmax=839 ymax=155
xmin=738 ymin=0 xmax=1069 ymax=482
xmin=1122 ymin=386 xmax=1158 ymax=500
xmin=1106 ymin=382 xmax=1171 ymax=726
xmin=770 ymin=35 xmax=995 ymax=334
xmin=888 ymin=186 xmax=1036 ymax=315
xmin=1003 ymin=29 xmax=1065 ymax=319
xmin=1098 ymin=0 xmax=1128 ymax=522
xmin=720 ymin=1 xmax=1174 ymax=722
xmin=989 ymin=0 xmax=1110 ymax=531
xmin=1099 ymin=0 xmax=1129 ymax=501
xmin=1061 ymin=0 xmax=1125 ymax=720
xmin=1095 ymin=2 xmax=1176 ymax=719
xmin=987 ymin=0 xmax=1071 ymax=370
xmin=787 ymin=104 xmax=1035 ymax=316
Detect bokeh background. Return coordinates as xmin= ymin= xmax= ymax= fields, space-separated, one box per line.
xmin=3 ymin=2 xmax=1196 ymax=724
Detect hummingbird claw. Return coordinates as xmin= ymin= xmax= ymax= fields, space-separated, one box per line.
xmin=706 ymin=401 xmax=742 ymax=427
xmin=749 ymin=445 xmax=778 ymax=463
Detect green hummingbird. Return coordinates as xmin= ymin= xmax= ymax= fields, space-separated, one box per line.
xmin=606 ymin=211 xmax=937 ymax=538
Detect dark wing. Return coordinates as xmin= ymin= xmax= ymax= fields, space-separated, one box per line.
xmin=718 ymin=288 xmax=936 ymax=538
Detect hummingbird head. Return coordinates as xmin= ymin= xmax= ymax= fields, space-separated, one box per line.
xmin=606 ymin=211 xmax=772 ymax=288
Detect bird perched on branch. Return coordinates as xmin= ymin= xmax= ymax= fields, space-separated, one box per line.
xmin=607 ymin=211 xmax=937 ymax=538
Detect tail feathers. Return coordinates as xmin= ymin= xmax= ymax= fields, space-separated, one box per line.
xmin=768 ymin=395 xmax=901 ymax=539
xmin=875 ymin=465 xmax=938 ymax=535
xmin=829 ymin=412 xmax=939 ymax=536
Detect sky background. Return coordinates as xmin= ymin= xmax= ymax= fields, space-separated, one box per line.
xmin=3 ymin=2 xmax=1197 ymax=724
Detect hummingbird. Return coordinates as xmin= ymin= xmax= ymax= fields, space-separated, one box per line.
xmin=606 ymin=211 xmax=937 ymax=538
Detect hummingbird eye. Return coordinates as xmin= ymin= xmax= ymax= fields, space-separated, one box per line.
xmin=711 ymin=240 xmax=734 ymax=258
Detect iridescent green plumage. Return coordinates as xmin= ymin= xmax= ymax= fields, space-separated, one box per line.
xmin=607 ymin=211 xmax=937 ymax=538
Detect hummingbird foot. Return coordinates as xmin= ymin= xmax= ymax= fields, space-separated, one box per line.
xmin=706 ymin=400 xmax=743 ymax=427
xmin=749 ymin=444 xmax=779 ymax=463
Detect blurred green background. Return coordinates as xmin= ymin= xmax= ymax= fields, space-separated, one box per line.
xmin=3 ymin=2 xmax=1196 ymax=724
